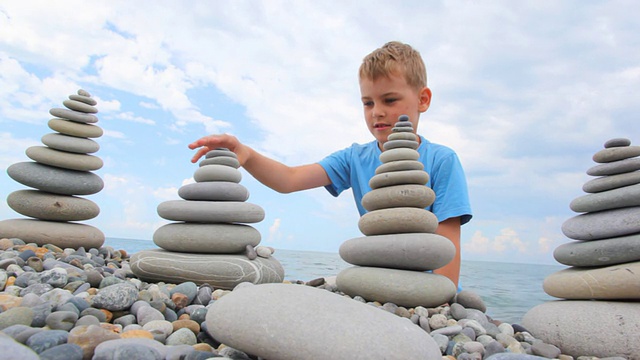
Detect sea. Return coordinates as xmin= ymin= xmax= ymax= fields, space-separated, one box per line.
xmin=105 ymin=237 xmax=564 ymax=325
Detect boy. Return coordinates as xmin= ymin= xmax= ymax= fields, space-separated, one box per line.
xmin=189 ymin=41 xmax=472 ymax=286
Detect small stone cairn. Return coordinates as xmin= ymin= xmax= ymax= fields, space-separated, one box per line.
xmin=130 ymin=148 xmax=284 ymax=289
xmin=0 ymin=89 xmax=105 ymax=249
xmin=522 ymin=137 xmax=640 ymax=359
xmin=335 ymin=115 xmax=457 ymax=308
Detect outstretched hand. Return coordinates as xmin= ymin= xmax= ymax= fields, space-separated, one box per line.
xmin=188 ymin=134 xmax=245 ymax=164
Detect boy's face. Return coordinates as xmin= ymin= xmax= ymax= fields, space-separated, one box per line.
xmin=359 ymin=72 xmax=431 ymax=148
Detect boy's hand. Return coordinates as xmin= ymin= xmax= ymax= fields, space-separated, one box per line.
xmin=188 ymin=134 xmax=249 ymax=165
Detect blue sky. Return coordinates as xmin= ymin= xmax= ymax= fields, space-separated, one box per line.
xmin=0 ymin=1 xmax=638 ymax=265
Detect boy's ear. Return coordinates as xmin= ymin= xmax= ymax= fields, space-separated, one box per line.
xmin=418 ymin=87 xmax=432 ymax=113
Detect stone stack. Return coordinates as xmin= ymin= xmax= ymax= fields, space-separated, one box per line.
xmin=0 ymin=89 xmax=105 ymax=249
xmin=522 ymin=137 xmax=640 ymax=359
xmin=336 ymin=115 xmax=457 ymax=308
xmin=130 ymin=148 xmax=285 ymax=289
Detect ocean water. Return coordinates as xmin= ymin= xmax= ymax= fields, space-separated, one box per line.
xmin=106 ymin=237 xmax=563 ymax=325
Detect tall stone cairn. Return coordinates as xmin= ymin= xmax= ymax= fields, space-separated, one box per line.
xmin=522 ymin=137 xmax=640 ymax=359
xmin=335 ymin=115 xmax=457 ymax=308
xmin=0 ymin=89 xmax=105 ymax=249
xmin=130 ymin=148 xmax=285 ymax=289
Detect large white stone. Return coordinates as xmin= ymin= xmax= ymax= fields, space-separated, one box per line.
xmin=0 ymin=219 xmax=104 ymax=249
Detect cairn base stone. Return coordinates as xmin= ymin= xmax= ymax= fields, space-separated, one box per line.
xmin=0 ymin=219 xmax=104 ymax=249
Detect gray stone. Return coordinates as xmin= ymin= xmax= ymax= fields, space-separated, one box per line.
xmin=48 ymin=118 xmax=103 ymax=138
xmin=26 ymin=146 xmax=103 ymax=171
xmin=199 ymin=156 xmax=240 ymax=168
xmin=391 ymin=126 xmax=413 ymax=132
xmin=587 ymin=158 xmax=640 ymax=176
xmin=153 ymin=223 xmax=260 ymax=253
xmin=454 ymin=290 xmax=487 ymax=313
xmin=49 ymin=108 xmax=98 ymax=124
xmin=369 ymin=169 xmax=429 ymax=189
xmin=570 ymin=183 xmax=640 ymax=212
xmin=604 ymin=138 xmax=631 ymax=148
xmin=206 ymin=283 xmax=441 ymax=360
xmin=8 ymin=162 xmax=104 ymax=195
xmin=583 ymin=171 xmax=640 ymax=193
xmin=193 ymin=164 xmax=241 ymax=183
xmin=362 ymin=184 xmax=435 ymax=211
xmin=383 ymin=139 xmax=419 ymax=150
xmin=521 ymin=300 xmax=640 ymax=358
xmin=358 ymin=207 xmax=438 ymax=236
xmin=339 ymin=233 xmax=455 ymax=271
xmin=530 ymin=342 xmax=561 ymax=359
xmin=166 ymin=327 xmax=197 ymax=345
xmin=554 ymin=233 xmax=640 ymax=267
xmin=542 ymin=261 xmax=640 ymax=300
xmin=69 ymin=93 xmax=97 ymax=106
xmin=0 ymin=219 xmax=105 ymax=249
xmin=485 ymin=354 xmax=548 ymax=360
xmin=45 ymin=311 xmax=78 ymax=331
xmin=337 ymin=266 xmax=456 ymax=308
xmin=205 ymin=148 xmax=237 ymax=159
xmin=178 ymin=182 xmax=249 ymax=201
xmin=41 ymin=133 xmax=99 ymax=154
xmin=38 ymin=343 xmax=83 ymax=360
xmin=157 ymin=200 xmax=264 ymax=223
xmin=0 ymin=307 xmax=34 ymax=330
xmin=593 ymin=145 xmax=640 ymax=163
xmin=7 ymin=190 xmax=100 ymax=221
xmin=92 ymin=283 xmax=139 ymax=311
xmin=170 ymin=282 xmax=198 ymax=303
xmin=561 ymin=206 xmax=640 ymax=240
xmin=92 ymin=338 xmax=166 ymax=360
xmin=387 ymin=132 xmax=417 ymax=141
xmin=130 ymin=249 xmax=284 ymax=289
xmin=379 ymin=148 xmax=420 ymax=163
xmin=374 ymin=159 xmax=424 ymax=174
xmin=0 ymin=335 xmax=40 ymax=359
xmin=63 ymin=99 xmax=98 ymax=113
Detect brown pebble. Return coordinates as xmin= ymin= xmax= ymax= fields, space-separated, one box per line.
xmin=6 ymin=276 xmax=16 ymax=287
xmin=0 ymin=238 xmax=14 ymax=250
xmin=179 ymin=313 xmax=191 ymax=320
xmin=100 ymin=309 xmax=113 ymax=323
xmin=172 ymin=319 xmax=200 ymax=335
xmin=172 ymin=292 xmax=189 ymax=310
xmin=100 ymin=323 xmax=121 ymax=333
xmin=26 ymin=257 xmax=44 ymax=272
xmin=192 ymin=343 xmax=214 ymax=352
xmin=121 ymin=329 xmax=153 ymax=339
xmin=305 ymin=278 xmax=325 ymax=287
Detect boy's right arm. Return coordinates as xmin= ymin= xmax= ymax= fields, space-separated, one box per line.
xmin=189 ymin=134 xmax=331 ymax=193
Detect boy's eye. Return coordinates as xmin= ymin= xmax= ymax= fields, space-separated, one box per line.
xmin=385 ymin=98 xmax=397 ymax=104
xmin=363 ymin=101 xmax=373 ymax=107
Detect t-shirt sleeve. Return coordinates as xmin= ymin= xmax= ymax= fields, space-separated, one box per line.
xmin=317 ymin=147 xmax=353 ymax=197
xmin=430 ymin=152 xmax=473 ymax=225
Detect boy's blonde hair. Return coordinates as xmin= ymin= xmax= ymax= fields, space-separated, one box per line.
xmin=359 ymin=41 xmax=427 ymax=91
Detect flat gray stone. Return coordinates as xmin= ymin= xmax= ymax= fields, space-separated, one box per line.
xmin=206 ymin=283 xmax=441 ymax=360
xmin=205 ymin=148 xmax=237 ymax=159
xmin=49 ymin=108 xmax=98 ymax=124
xmin=130 ymin=249 xmax=284 ymax=289
xmin=0 ymin=219 xmax=104 ymax=249
xmin=63 ymin=99 xmax=98 ymax=113
xmin=153 ymin=223 xmax=260 ymax=253
xmin=178 ymin=182 xmax=249 ymax=201
xmin=362 ymin=184 xmax=435 ymax=211
xmin=593 ymin=145 xmax=640 ymax=163
xmin=382 ymin=139 xmax=419 ymax=150
xmin=8 ymin=162 xmax=104 ymax=195
xmin=554 ymin=233 xmax=640 ymax=267
xmin=379 ymin=148 xmax=419 ymax=163
xmin=358 ymin=207 xmax=438 ymax=236
xmin=570 ymin=183 xmax=640 ymax=212
xmin=374 ymin=160 xmax=424 ymax=174
xmin=543 ymin=261 xmax=640 ymax=300
xmin=336 ymin=266 xmax=456 ymax=308
xmin=193 ymin=164 xmax=241 ymax=183
xmin=387 ymin=132 xmax=417 ymax=141
xmin=583 ymin=171 xmax=640 ymax=193
xmin=48 ymin=119 xmax=103 ymax=138
xmin=587 ymin=158 xmax=640 ymax=176
xmin=561 ymin=206 xmax=640 ymax=240
xmin=198 ymin=156 xmax=240 ymax=168
xmin=26 ymin=146 xmax=103 ymax=171
xmin=157 ymin=200 xmax=264 ymax=223
xmin=391 ymin=127 xmax=413 ymax=133
xmin=604 ymin=138 xmax=631 ymax=148
xmin=521 ymin=300 xmax=640 ymax=358
xmin=69 ymin=94 xmax=97 ymax=106
xmin=339 ymin=233 xmax=455 ymax=270
xmin=369 ymin=170 xmax=429 ymax=189
xmin=41 ymin=133 xmax=99 ymax=154
xmin=7 ymin=190 xmax=99 ymax=221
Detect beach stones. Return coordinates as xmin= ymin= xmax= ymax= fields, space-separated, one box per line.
xmin=0 ymin=90 xmax=105 ymax=249
xmin=336 ymin=115 xmax=457 ymax=307
xmin=131 ymin=148 xmax=283 ymax=288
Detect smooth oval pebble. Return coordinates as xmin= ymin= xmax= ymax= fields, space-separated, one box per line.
xmin=26 ymin=146 xmax=103 ymax=171
xmin=198 ymin=156 xmax=240 ymax=168
xmin=383 ymin=139 xmax=419 ymax=150
xmin=178 ymin=182 xmax=249 ymax=201
xmin=0 ymin=219 xmax=104 ymax=249
xmin=63 ymin=99 xmax=98 ymax=113
xmin=369 ymin=170 xmax=429 ymax=189
xmin=205 ymin=148 xmax=237 ymax=158
xmin=193 ymin=164 xmax=241 ymax=183
xmin=561 ymin=206 xmax=640 ymax=240
xmin=582 ymin=171 xmax=640 ymax=193
xmin=49 ymin=108 xmax=98 ymax=124
xmin=8 ymin=162 xmax=104 ymax=195
xmin=157 ymin=200 xmax=264 ymax=223
xmin=48 ymin=118 xmax=103 ymax=138
xmin=379 ymin=148 xmax=420 ymax=163
xmin=41 ymin=133 xmax=100 ymax=154
xmin=69 ymin=93 xmax=97 ymax=106
xmin=387 ymin=132 xmax=418 ymax=141
xmin=604 ymin=138 xmax=631 ymax=148
xmin=586 ymin=158 xmax=640 ymax=176
xmin=153 ymin=223 xmax=260 ymax=253
xmin=362 ymin=184 xmax=435 ymax=211
xmin=7 ymin=190 xmax=100 ymax=221
xmin=374 ymin=160 xmax=424 ymax=174
xmin=358 ymin=207 xmax=438 ymax=236
xmin=570 ymin=183 xmax=640 ymax=212
xmin=592 ymin=145 xmax=640 ymax=163
xmin=553 ymin=233 xmax=640 ymax=267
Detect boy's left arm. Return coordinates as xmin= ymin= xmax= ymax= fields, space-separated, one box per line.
xmin=434 ymin=217 xmax=461 ymax=287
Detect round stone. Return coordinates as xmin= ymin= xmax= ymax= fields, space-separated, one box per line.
xmin=153 ymin=223 xmax=260 ymax=253
xmin=48 ymin=119 xmax=103 ymax=138
xmin=522 ymin=300 xmax=640 ymax=358
xmin=587 ymin=158 xmax=640 ymax=176
xmin=199 ymin=156 xmax=240 ymax=168
xmin=339 ymin=233 xmax=455 ymax=271
xmin=387 ymin=132 xmax=417 ymax=141
xmin=561 ymin=206 xmax=640 ymax=240
xmin=554 ymin=233 xmax=640 ymax=267
xmin=49 ymin=108 xmax=98 ymax=124
xmin=41 ymin=133 xmax=100 ymax=154
xmin=7 ymin=190 xmax=100 ymax=221
xmin=26 ymin=146 xmax=103 ymax=171
xmin=130 ymin=249 xmax=284 ymax=289
xmin=592 ymin=145 xmax=640 ymax=163
xmin=92 ymin=283 xmax=139 ymax=311
xmin=391 ymin=127 xmax=414 ymax=133
xmin=570 ymin=183 xmax=640 ymax=212
xmin=358 ymin=207 xmax=438 ymax=236
xmin=369 ymin=170 xmax=429 ymax=189
xmin=205 ymin=283 xmax=441 ymax=360
xmin=157 ymin=200 xmax=264 ymax=223
xmin=8 ymin=162 xmax=104 ymax=195
xmin=63 ymin=99 xmax=98 ymax=113
xmin=178 ymin=182 xmax=249 ymax=201
xmin=375 ymin=160 xmax=424 ymax=174
xmin=69 ymin=94 xmax=97 ymax=106
xmin=543 ymin=261 xmax=640 ymax=300
xmin=336 ymin=267 xmax=456 ymax=308
xmin=382 ymin=139 xmax=419 ymax=150
xmin=205 ymin=149 xmax=237 ymax=159
xmin=604 ymin=138 xmax=631 ymax=148
xmin=0 ymin=219 xmax=104 ymax=249
xmin=362 ymin=184 xmax=435 ymax=211
xmin=193 ymin=165 xmax=241 ymax=183
xmin=582 ymin=171 xmax=640 ymax=193
xmin=379 ymin=148 xmax=420 ymax=163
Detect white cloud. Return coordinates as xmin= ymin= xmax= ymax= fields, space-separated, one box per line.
xmin=267 ymin=218 xmax=282 ymax=243
xmin=115 ymin=111 xmax=156 ymax=125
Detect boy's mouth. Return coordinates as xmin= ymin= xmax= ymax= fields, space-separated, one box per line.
xmin=373 ymin=122 xmax=391 ymax=130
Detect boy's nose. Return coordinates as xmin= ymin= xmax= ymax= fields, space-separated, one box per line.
xmin=372 ymin=104 xmax=385 ymax=118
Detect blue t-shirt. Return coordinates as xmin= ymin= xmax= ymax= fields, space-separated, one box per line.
xmin=318 ymin=135 xmax=472 ymax=225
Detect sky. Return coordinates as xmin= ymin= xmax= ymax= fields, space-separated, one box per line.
xmin=0 ymin=1 xmax=638 ymax=265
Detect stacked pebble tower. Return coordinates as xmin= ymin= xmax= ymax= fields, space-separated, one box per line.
xmin=0 ymin=89 xmax=105 ymax=249
xmin=130 ymin=148 xmax=285 ymax=289
xmin=522 ymin=137 xmax=640 ymax=358
xmin=335 ymin=115 xmax=457 ymax=308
